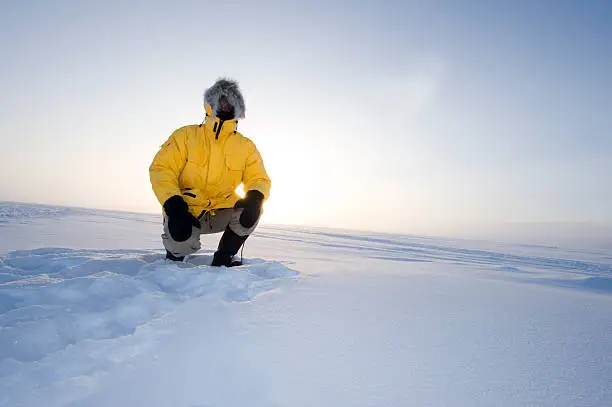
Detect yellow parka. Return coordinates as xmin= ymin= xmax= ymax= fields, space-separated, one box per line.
xmin=149 ymin=111 xmax=271 ymax=218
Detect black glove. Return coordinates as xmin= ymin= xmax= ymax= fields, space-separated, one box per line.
xmin=163 ymin=195 xmax=201 ymax=242
xmin=234 ymin=190 xmax=264 ymax=228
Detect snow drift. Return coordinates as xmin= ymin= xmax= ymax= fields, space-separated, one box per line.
xmin=1 ymin=202 xmax=611 ymax=407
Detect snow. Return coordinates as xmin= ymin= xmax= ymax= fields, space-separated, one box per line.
xmin=1 ymin=202 xmax=611 ymax=406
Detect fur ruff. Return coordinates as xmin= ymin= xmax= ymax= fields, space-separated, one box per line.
xmin=203 ymin=78 xmax=245 ymax=120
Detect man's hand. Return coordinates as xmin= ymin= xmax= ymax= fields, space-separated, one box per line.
xmin=163 ymin=195 xmax=201 ymax=242
xmin=234 ymin=190 xmax=264 ymax=228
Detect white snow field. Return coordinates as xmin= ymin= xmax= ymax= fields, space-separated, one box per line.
xmin=1 ymin=202 xmax=611 ymax=407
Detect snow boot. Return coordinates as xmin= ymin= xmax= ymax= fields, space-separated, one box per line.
xmin=211 ymin=252 xmax=243 ymax=267
xmin=211 ymin=227 xmax=248 ymax=267
xmin=165 ymin=250 xmax=185 ymax=262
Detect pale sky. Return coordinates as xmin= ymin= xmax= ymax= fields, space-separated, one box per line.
xmin=1 ymin=0 xmax=611 ymax=239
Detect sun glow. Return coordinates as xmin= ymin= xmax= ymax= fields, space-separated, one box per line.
xmin=235 ymin=184 xmax=245 ymax=198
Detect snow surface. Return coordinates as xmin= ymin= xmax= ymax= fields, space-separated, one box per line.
xmin=1 ymin=202 xmax=611 ymax=407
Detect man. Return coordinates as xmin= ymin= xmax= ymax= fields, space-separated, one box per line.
xmin=149 ymin=78 xmax=271 ymax=266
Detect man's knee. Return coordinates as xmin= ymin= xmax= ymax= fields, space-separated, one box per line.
xmin=162 ymin=219 xmax=201 ymax=256
xmin=228 ymin=208 xmax=260 ymax=237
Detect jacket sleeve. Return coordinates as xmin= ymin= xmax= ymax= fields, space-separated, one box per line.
xmin=149 ymin=128 xmax=188 ymax=206
xmin=243 ymin=141 xmax=271 ymax=199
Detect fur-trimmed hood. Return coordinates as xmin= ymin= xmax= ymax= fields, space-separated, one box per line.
xmin=203 ymin=78 xmax=245 ymax=120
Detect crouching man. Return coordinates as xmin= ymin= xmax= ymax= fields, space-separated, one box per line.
xmin=149 ymin=78 xmax=271 ymax=266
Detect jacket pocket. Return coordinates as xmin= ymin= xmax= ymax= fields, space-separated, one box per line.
xmin=225 ymin=155 xmax=244 ymax=186
xmin=181 ymin=188 xmax=205 ymax=206
xmin=182 ymin=189 xmax=196 ymax=198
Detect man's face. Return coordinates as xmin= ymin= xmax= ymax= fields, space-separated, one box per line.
xmin=217 ymin=95 xmax=235 ymax=120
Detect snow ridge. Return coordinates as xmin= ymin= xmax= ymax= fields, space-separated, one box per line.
xmin=0 ymin=203 xmax=73 ymax=223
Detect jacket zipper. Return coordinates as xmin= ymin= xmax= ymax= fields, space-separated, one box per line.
xmin=203 ymin=126 xmax=210 ymax=204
